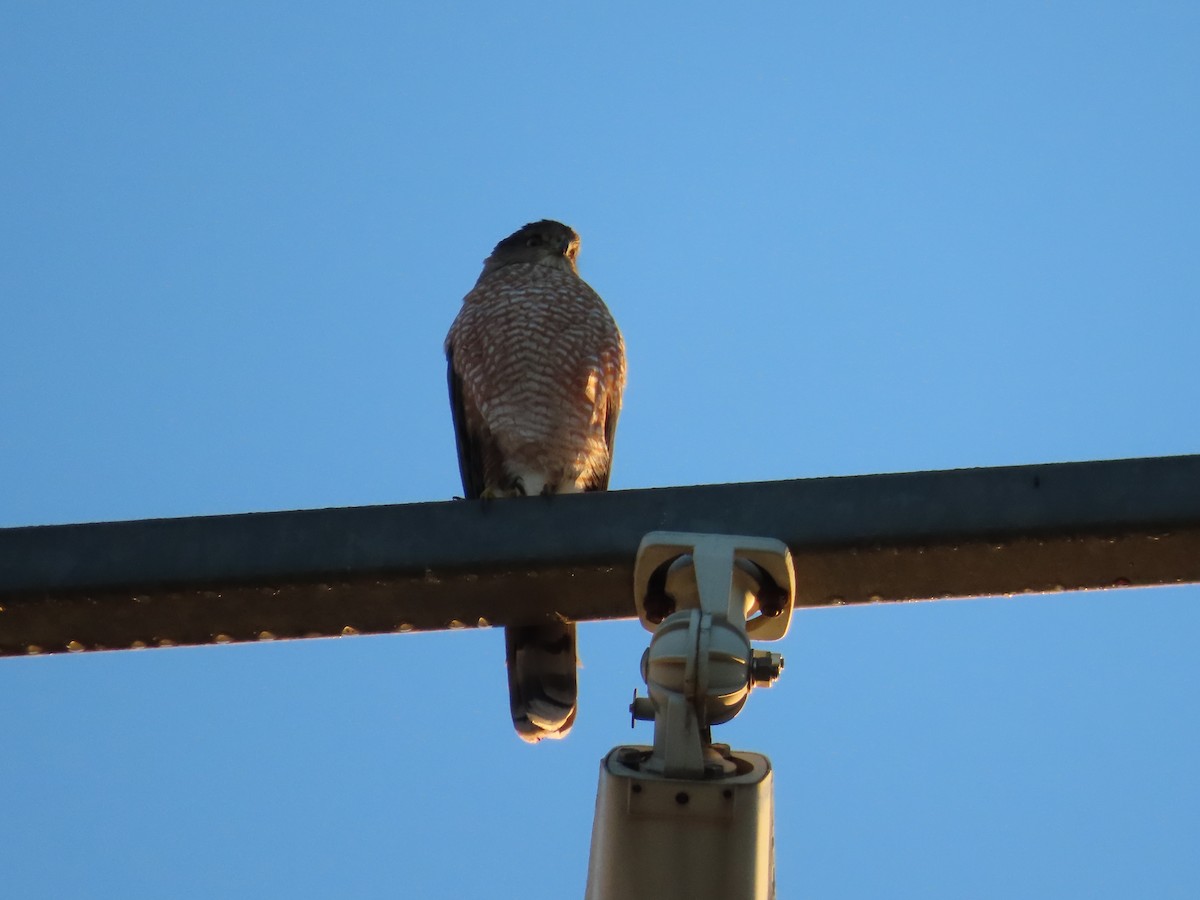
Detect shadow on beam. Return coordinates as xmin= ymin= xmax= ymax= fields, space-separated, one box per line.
xmin=3 ymin=455 xmax=1200 ymax=658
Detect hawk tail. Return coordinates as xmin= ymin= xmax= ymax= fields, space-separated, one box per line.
xmin=504 ymin=623 xmax=578 ymax=743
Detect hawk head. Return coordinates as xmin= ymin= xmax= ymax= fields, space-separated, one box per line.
xmin=480 ymin=220 xmax=581 ymax=278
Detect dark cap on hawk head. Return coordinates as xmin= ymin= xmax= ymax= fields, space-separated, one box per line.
xmin=480 ymin=220 xmax=581 ymax=279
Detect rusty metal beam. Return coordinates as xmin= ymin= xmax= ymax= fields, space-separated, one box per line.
xmin=3 ymin=454 xmax=1199 ymax=658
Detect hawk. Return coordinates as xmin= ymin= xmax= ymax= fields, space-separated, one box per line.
xmin=445 ymin=220 xmax=626 ymax=742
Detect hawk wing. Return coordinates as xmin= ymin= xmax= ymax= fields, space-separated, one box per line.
xmin=584 ymin=388 xmax=622 ymax=492
xmin=446 ymin=351 xmax=486 ymax=500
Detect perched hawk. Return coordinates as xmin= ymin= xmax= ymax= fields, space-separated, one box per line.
xmin=445 ymin=220 xmax=626 ymax=742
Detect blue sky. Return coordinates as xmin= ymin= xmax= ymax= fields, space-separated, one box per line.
xmin=2 ymin=3 xmax=1198 ymax=897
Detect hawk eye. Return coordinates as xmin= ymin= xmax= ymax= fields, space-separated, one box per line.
xmin=525 ymin=234 xmax=545 ymax=248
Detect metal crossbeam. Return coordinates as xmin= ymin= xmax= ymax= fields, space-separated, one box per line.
xmin=2 ymin=454 xmax=1199 ymax=658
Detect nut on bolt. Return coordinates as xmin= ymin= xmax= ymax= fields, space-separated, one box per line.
xmin=751 ymin=650 xmax=784 ymax=687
